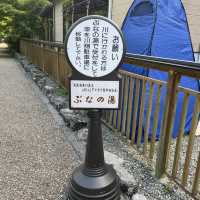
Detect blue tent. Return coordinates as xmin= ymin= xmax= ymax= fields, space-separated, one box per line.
xmin=121 ymin=0 xmax=200 ymax=141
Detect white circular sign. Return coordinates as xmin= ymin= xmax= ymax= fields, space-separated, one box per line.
xmin=65 ymin=16 xmax=125 ymax=78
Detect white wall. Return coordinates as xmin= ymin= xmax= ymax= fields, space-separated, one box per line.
xmin=54 ymin=0 xmax=63 ymax=42
xmin=182 ymin=0 xmax=200 ymax=52
xmin=112 ymin=0 xmax=132 ymax=27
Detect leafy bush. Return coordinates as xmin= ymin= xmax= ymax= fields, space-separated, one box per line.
xmin=0 ymin=0 xmax=50 ymax=50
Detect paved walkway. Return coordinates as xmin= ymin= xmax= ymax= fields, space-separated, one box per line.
xmin=0 ymin=46 xmax=77 ymax=199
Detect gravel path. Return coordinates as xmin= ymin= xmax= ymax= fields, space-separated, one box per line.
xmin=0 ymin=56 xmax=78 ymax=199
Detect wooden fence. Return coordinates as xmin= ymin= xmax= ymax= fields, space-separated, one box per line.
xmin=20 ymin=39 xmax=72 ymax=88
xmin=20 ymin=39 xmax=200 ymax=199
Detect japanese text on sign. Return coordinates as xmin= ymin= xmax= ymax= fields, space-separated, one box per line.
xmin=66 ymin=17 xmax=124 ymax=78
xmin=70 ymin=80 xmax=120 ymax=109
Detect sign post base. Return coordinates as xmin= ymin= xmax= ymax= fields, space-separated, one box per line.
xmin=67 ymin=110 xmax=121 ymax=200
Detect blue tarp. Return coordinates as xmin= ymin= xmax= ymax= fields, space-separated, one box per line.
xmin=121 ymin=0 xmax=200 ymax=141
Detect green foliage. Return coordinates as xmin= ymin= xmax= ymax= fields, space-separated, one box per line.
xmin=0 ymin=0 xmax=50 ymax=50
xmin=63 ymin=0 xmax=72 ymax=7
xmin=55 ymin=87 xmax=68 ymax=97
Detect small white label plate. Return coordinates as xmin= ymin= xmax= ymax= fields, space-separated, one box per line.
xmin=70 ymin=80 xmax=120 ymax=109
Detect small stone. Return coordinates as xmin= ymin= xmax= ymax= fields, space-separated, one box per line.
xmin=43 ymin=85 xmax=55 ymax=97
xmin=132 ymin=194 xmax=147 ymax=200
xmin=30 ymin=68 xmax=42 ymax=74
xmin=60 ymin=108 xmax=78 ymax=126
xmin=50 ymin=96 xmax=68 ymax=111
xmin=120 ymin=179 xmax=139 ymax=199
xmin=60 ymin=108 xmax=74 ymax=115
xmin=77 ymin=110 xmax=87 ymax=117
xmin=77 ymin=128 xmax=88 ymax=141
xmin=37 ymin=77 xmax=46 ymax=89
xmin=24 ymin=63 xmax=35 ymax=72
xmin=71 ymin=121 xmax=87 ymax=132
xmin=45 ymin=78 xmax=58 ymax=88
xmin=59 ymin=108 xmax=87 ymax=130
xmin=21 ymin=59 xmax=31 ymax=66
xmin=31 ymin=69 xmax=45 ymax=82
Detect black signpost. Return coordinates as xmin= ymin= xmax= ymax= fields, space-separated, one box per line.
xmin=64 ymin=15 xmax=125 ymax=200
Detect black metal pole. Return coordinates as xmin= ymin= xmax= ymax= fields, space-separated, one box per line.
xmin=68 ymin=110 xmax=121 ymax=200
xmin=85 ymin=110 xmax=104 ymax=169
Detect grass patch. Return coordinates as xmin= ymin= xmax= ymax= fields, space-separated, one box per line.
xmin=55 ymin=87 xmax=68 ymax=97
